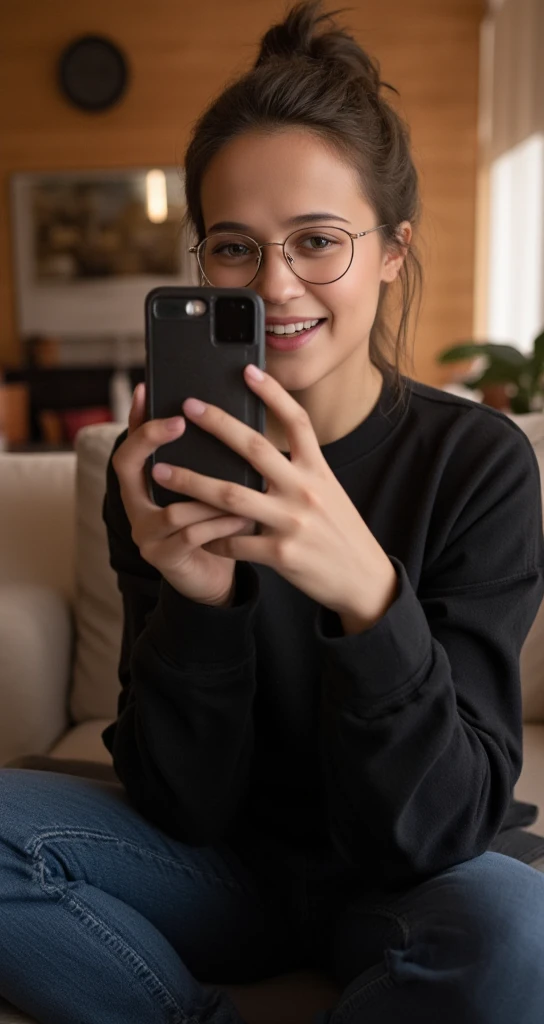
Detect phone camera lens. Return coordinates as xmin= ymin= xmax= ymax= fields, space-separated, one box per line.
xmin=215 ymin=296 xmax=255 ymax=345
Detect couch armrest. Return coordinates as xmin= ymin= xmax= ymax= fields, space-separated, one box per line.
xmin=0 ymin=585 xmax=72 ymax=765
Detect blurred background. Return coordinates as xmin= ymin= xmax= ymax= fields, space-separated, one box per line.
xmin=0 ymin=0 xmax=541 ymax=448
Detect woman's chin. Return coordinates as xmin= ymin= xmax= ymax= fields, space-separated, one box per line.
xmin=265 ymin=356 xmax=320 ymax=394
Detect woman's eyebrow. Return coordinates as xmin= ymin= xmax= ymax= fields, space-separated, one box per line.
xmin=207 ymin=212 xmax=351 ymax=233
xmin=289 ymin=212 xmax=351 ymax=226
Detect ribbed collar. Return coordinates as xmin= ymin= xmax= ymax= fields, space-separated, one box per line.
xmin=281 ymin=371 xmax=410 ymax=469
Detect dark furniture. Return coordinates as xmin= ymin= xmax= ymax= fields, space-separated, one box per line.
xmin=4 ymin=365 xmax=145 ymax=445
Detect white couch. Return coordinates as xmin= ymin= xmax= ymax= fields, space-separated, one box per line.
xmin=1 ymin=417 xmax=544 ymax=1024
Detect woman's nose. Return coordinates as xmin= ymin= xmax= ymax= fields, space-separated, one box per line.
xmin=253 ymin=244 xmax=306 ymax=305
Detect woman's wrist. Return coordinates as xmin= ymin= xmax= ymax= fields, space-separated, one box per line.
xmin=338 ymin=558 xmax=398 ymax=635
xmin=204 ymin=576 xmax=237 ymax=609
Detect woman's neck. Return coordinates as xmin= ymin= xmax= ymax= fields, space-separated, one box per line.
xmin=265 ymin=359 xmax=383 ymax=452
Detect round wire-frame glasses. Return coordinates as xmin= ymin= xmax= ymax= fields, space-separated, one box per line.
xmin=189 ymin=223 xmax=388 ymax=287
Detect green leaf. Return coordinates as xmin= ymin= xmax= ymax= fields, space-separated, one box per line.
xmin=510 ymin=392 xmax=531 ymax=414
xmin=481 ymin=344 xmax=528 ymax=367
xmin=468 ymin=362 xmax=523 ymax=386
xmin=529 ymin=329 xmax=544 ymax=386
xmin=437 ymin=343 xmax=489 ymax=364
xmin=437 ymin=341 xmax=527 ymax=367
xmin=533 ymin=329 xmax=544 ymax=360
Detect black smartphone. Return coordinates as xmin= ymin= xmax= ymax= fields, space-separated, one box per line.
xmin=145 ymin=286 xmax=266 ymax=508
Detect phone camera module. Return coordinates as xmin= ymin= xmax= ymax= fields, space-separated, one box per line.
xmin=185 ymin=299 xmax=207 ymax=316
xmin=214 ymin=297 xmax=255 ymax=344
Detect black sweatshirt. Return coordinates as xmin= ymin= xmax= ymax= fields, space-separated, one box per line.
xmin=102 ymin=374 xmax=544 ymax=887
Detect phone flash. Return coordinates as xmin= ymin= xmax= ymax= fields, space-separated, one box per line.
xmin=185 ymin=299 xmax=207 ymax=316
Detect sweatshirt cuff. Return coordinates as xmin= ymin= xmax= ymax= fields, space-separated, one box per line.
xmin=315 ymin=557 xmax=432 ymax=706
xmin=146 ymin=561 xmax=259 ymax=667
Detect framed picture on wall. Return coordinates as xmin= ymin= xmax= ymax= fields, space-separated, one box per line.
xmin=10 ymin=167 xmax=196 ymax=338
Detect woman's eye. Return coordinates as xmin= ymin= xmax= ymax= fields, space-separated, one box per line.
xmin=300 ymin=235 xmax=336 ymax=251
xmin=213 ymin=244 xmax=250 ymax=257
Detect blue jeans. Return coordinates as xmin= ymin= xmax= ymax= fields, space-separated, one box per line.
xmin=1 ymin=769 xmax=544 ymax=1024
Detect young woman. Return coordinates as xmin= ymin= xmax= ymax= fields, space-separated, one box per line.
xmin=2 ymin=3 xmax=544 ymax=1023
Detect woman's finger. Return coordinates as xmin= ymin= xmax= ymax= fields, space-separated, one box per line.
xmin=113 ymin=415 xmax=186 ymax=518
xmin=203 ymin=530 xmax=271 ymax=564
xmin=127 ymin=382 xmax=146 ymax=435
xmin=180 ymin=514 xmax=254 ymax=551
xmin=243 ymin=365 xmax=322 ymax=465
xmin=181 ymin=397 xmax=297 ymax=495
xmin=151 ymin=463 xmax=283 ymax=529
xmin=138 ymin=501 xmax=237 ymax=546
xmin=147 ymin=514 xmax=253 ymax=570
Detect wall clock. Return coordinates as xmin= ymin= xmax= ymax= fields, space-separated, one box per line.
xmin=58 ymin=35 xmax=129 ymax=113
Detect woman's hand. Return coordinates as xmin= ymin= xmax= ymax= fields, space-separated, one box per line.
xmin=112 ymin=383 xmax=254 ymax=608
xmin=152 ymin=364 xmax=398 ymax=632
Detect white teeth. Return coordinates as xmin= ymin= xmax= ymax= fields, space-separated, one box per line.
xmin=266 ymin=318 xmax=320 ymax=336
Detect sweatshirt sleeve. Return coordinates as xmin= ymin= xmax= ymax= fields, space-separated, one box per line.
xmin=316 ymin=415 xmax=544 ymax=884
xmin=101 ymin=430 xmax=260 ymax=844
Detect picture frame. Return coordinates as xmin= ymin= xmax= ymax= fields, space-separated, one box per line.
xmin=10 ymin=167 xmax=196 ymax=339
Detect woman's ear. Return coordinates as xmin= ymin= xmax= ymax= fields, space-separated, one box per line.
xmin=381 ymin=221 xmax=412 ymax=283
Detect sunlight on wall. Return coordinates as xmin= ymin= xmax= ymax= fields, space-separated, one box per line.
xmin=487 ymin=133 xmax=544 ymax=352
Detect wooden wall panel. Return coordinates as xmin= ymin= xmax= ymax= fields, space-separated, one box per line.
xmin=0 ymin=0 xmax=483 ymax=384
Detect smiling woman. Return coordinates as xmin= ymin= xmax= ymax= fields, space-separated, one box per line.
xmin=2 ymin=4 xmax=544 ymax=1024
xmin=185 ymin=50 xmax=420 ymax=408
xmin=192 ymin=129 xmax=406 ymax=449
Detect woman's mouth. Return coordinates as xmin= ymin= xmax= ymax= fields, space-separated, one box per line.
xmin=265 ymin=318 xmax=325 ymax=352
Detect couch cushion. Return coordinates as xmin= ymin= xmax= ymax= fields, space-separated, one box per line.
xmin=0 ymin=998 xmax=37 ymax=1023
xmin=5 ymin=753 xmax=118 ymax=783
xmin=219 ymin=972 xmax=340 ymax=1024
xmin=49 ymin=719 xmax=114 ymax=764
xmin=0 ymin=584 xmax=71 ymax=766
xmin=70 ymin=423 xmax=124 ymax=723
xmin=0 ymin=451 xmax=75 ymax=599
xmin=514 ymin=723 xmax=544 ymax=833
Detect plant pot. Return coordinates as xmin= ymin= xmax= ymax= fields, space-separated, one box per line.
xmin=480 ymin=383 xmax=512 ymax=411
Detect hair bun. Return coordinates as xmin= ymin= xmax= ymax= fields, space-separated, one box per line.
xmin=256 ymin=0 xmax=320 ymax=64
xmin=255 ymin=1 xmax=392 ymax=100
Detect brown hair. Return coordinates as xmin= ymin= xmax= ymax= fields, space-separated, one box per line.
xmin=184 ymin=1 xmax=422 ymax=394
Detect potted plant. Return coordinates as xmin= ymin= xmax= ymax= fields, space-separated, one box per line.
xmin=436 ymin=329 xmax=544 ymax=414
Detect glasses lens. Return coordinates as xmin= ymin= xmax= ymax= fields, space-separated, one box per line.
xmin=198 ymin=233 xmax=261 ymax=287
xmin=284 ymin=227 xmax=352 ymax=284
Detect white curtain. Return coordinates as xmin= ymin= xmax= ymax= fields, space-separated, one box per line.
xmin=477 ymin=0 xmax=544 ymax=349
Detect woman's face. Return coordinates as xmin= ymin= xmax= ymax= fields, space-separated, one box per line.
xmin=199 ymin=129 xmax=408 ymax=398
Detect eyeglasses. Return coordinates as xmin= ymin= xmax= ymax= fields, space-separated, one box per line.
xmin=189 ymin=224 xmax=388 ymax=288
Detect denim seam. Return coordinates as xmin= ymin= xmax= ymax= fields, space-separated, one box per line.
xmin=23 ymin=829 xmax=234 ymax=1024
xmin=24 ymin=827 xmax=243 ymax=894
xmin=33 ymin=873 xmax=190 ymax=1022
xmin=333 ymin=969 xmax=395 ymax=1022
xmin=331 ymin=907 xmax=410 ymax=1023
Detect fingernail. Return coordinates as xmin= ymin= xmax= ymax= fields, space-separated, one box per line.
xmin=153 ymin=463 xmax=172 ymax=480
xmin=184 ymin=398 xmax=207 ymax=416
xmin=245 ymin=363 xmax=264 ymax=381
xmin=165 ymin=416 xmax=184 ymax=432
